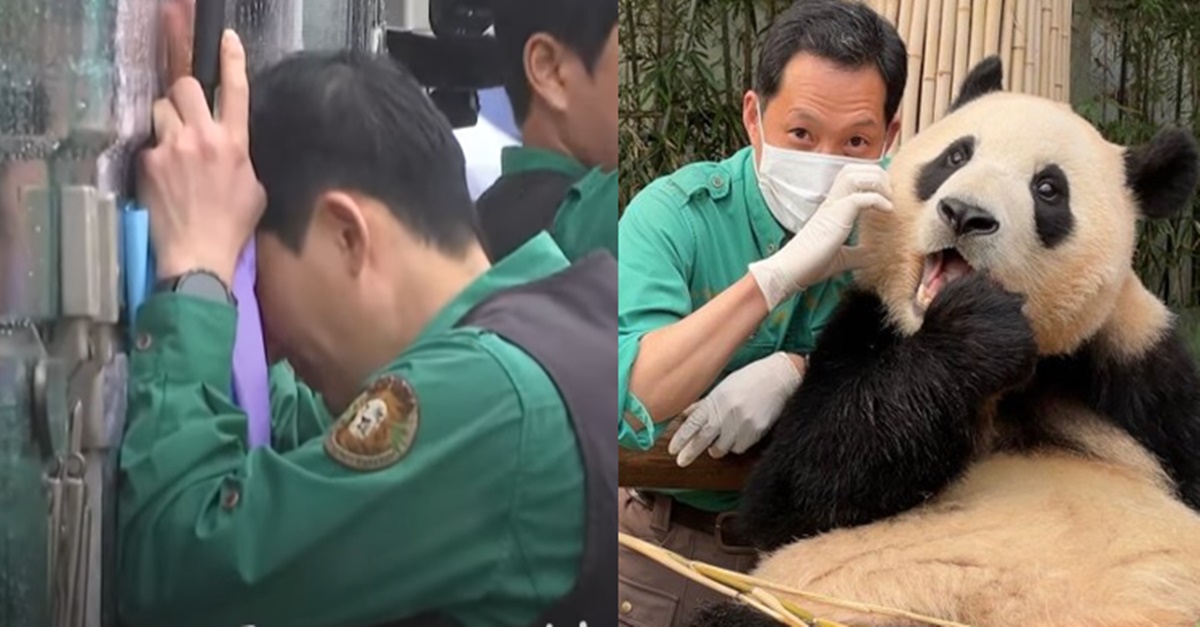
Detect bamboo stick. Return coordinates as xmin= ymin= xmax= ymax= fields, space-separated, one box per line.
xmin=1012 ymin=0 xmax=1028 ymax=93
xmin=1050 ymin=0 xmax=1062 ymax=100
xmin=886 ymin=0 xmax=902 ymax=26
xmin=999 ymin=0 xmax=1017 ymax=90
xmin=902 ymin=0 xmax=929 ymax=143
xmin=897 ymin=0 xmax=915 ymax=49
xmin=935 ymin=0 xmax=959 ymax=118
xmin=919 ymin=0 xmax=943 ymax=131
xmin=951 ymin=0 xmax=971 ymax=96
xmin=984 ymin=0 xmax=1002 ymax=55
xmin=898 ymin=0 xmax=915 ymax=46
xmin=1039 ymin=0 xmax=1052 ymax=97
xmin=1063 ymin=0 xmax=1073 ymax=102
xmin=968 ymin=0 xmax=987 ymax=68
xmin=619 ymin=533 xmax=974 ymax=627
xmin=1025 ymin=0 xmax=1039 ymax=94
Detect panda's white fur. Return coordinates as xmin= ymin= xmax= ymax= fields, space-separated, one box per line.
xmin=693 ymin=58 xmax=1200 ymax=626
xmin=751 ymin=406 xmax=1200 ymax=626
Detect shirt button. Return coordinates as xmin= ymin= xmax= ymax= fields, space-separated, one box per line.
xmin=709 ymin=174 xmax=724 ymax=188
xmin=767 ymin=241 xmax=778 ymax=253
xmin=135 ymin=333 xmax=153 ymax=351
xmin=620 ymin=600 xmax=633 ymax=614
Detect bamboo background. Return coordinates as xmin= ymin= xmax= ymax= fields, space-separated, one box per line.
xmin=618 ymin=0 xmax=1200 ymax=328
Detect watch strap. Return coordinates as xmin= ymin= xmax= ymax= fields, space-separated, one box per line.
xmin=155 ymin=269 xmax=236 ymax=306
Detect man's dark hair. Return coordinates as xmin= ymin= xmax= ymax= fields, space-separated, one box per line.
xmin=756 ymin=0 xmax=908 ymax=123
xmin=493 ymin=0 xmax=617 ymax=126
xmin=249 ymin=50 xmax=478 ymax=254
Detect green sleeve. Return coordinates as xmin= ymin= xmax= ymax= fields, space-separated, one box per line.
xmin=266 ymin=361 xmax=332 ymax=451
xmin=617 ymin=182 xmax=697 ymax=450
xmin=118 ymin=295 xmax=518 ymax=627
xmin=553 ymin=167 xmax=618 ymax=261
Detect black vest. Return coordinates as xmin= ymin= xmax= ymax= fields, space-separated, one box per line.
xmin=379 ymin=252 xmax=617 ymax=627
xmin=476 ymin=169 xmax=578 ymax=262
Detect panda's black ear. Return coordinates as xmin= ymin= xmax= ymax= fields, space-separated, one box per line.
xmin=948 ymin=56 xmax=1004 ymax=113
xmin=1126 ymin=128 xmax=1200 ymax=220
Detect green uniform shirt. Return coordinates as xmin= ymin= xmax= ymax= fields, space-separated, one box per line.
xmin=500 ymin=145 xmax=618 ymax=262
xmin=118 ymin=233 xmax=584 ymax=627
xmin=617 ymin=146 xmax=854 ymax=513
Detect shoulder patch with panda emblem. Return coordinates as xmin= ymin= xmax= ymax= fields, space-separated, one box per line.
xmin=325 ymin=375 xmax=420 ymax=471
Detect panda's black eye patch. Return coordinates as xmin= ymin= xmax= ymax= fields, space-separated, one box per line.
xmin=1031 ymin=164 xmax=1073 ymax=247
xmin=917 ymin=135 xmax=976 ymax=202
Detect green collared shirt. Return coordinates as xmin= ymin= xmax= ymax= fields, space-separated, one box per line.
xmin=617 ymin=146 xmax=855 ymax=513
xmin=118 ymin=233 xmax=583 ymax=627
xmin=500 ymin=145 xmax=618 ymax=262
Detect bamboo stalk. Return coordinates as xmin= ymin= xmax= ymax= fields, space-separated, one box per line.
xmin=951 ymin=0 xmax=972 ymax=96
xmin=619 ymin=532 xmax=972 ymax=627
xmin=935 ymin=0 xmax=959 ymax=118
xmin=1049 ymin=0 xmax=1062 ymax=100
xmin=886 ymin=0 xmax=902 ymax=26
xmin=984 ymin=0 xmax=1002 ymax=55
xmin=968 ymin=0 xmax=987 ymax=68
xmin=1039 ymin=0 xmax=1052 ymax=97
xmin=617 ymin=534 xmax=804 ymax=626
xmin=999 ymin=0 xmax=1017 ymax=90
xmin=902 ymin=0 xmax=929 ymax=143
xmin=1025 ymin=0 xmax=1039 ymax=94
xmin=919 ymin=0 xmax=943 ymax=131
xmin=1012 ymin=0 xmax=1028 ymax=93
xmin=898 ymin=0 xmax=915 ymax=47
xmin=1063 ymin=0 xmax=1073 ymax=102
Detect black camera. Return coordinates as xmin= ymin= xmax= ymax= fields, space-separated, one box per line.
xmin=386 ymin=0 xmax=503 ymax=129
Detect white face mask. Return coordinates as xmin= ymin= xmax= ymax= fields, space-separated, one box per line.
xmin=754 ymin=100 xmax=888 ymax=233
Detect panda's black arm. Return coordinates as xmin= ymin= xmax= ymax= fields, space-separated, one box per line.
xmin=1058 ymin=329 xmax=1200 ymax=510
xmin=738 ymin=276 xmax=1037 ymax=552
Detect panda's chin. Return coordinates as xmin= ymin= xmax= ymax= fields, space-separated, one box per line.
xmin=915 ymin=249 xmax=974 ymax=311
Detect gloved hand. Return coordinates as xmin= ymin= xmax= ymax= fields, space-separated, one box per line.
xmin=668 ymin=352 xmax=805 ymax=467
xmin=749 ymin=163 xmax=893 ymax=311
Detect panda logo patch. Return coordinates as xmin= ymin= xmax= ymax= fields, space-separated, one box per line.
xmin=325 ymin=375 xmax=420 ymax=471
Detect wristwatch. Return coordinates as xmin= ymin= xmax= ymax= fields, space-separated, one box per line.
xmin=155 ymin=269 xmax=236 ymax=306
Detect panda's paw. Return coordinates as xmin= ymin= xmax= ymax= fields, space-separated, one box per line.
xmin=923 ymin=273 xmax=1038 ymax=380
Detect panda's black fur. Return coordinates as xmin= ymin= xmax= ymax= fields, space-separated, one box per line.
xmin=689 ymin=57 xmax=1200 ymax=626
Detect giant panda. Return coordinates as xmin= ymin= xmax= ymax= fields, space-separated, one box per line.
xmin=691 ymin=56 xmax=1200 ymax=626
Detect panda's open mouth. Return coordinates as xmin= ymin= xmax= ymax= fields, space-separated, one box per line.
xmin=916 ymin=249 xmax=974 ymax=310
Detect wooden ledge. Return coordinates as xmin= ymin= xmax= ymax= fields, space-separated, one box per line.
xmin=618 ymin=421 xmax=765 ymax=491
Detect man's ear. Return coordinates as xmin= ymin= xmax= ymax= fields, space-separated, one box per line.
xmin=524 ymin=32 xmax=569 ymax=113
xmin=884 ymin=117 xmax=901 ymax=156
xmin=742 ymin=90 xmax=762 ymax=153
xmin=314 ymin=191 xmax=371 ymax=277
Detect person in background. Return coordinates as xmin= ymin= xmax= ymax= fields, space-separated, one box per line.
xmin=476 ymin=0 xmax=618 ymax=263
xmin=616 ymin=0 xmax=908 ymax=624
xmin=454 ymin=87 xmax=521 ymax=200
xmin=117 ymin=19 xmax=614 ymax=626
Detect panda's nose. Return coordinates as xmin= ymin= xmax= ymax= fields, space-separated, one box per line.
xmin=938 ymin=198 xmax=999 ymax=237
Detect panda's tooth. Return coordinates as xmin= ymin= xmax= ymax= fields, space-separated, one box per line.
xmin=916 ymin=284 xmax=932 ymax=310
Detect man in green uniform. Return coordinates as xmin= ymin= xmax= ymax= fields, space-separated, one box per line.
xmin=617 ymin=0 xmax=908 ymax=624
xmin=118 ymin=31 xmax=608 ymax=627
xmin=476 ymin=0 xmax=618 ymax=262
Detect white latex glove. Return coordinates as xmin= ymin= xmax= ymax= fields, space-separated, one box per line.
xmin=749 ymin=163 xmax=894 ymax=311
xmin=668 ymin=352 xmax=805 ymax=467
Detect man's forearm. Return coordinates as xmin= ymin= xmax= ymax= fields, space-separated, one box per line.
xmin=628 ymin=274 xmax=770 ymax=424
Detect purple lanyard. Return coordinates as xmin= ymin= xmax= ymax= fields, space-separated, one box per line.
xmin=231 ymin=242 xmax=272 ymax=448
